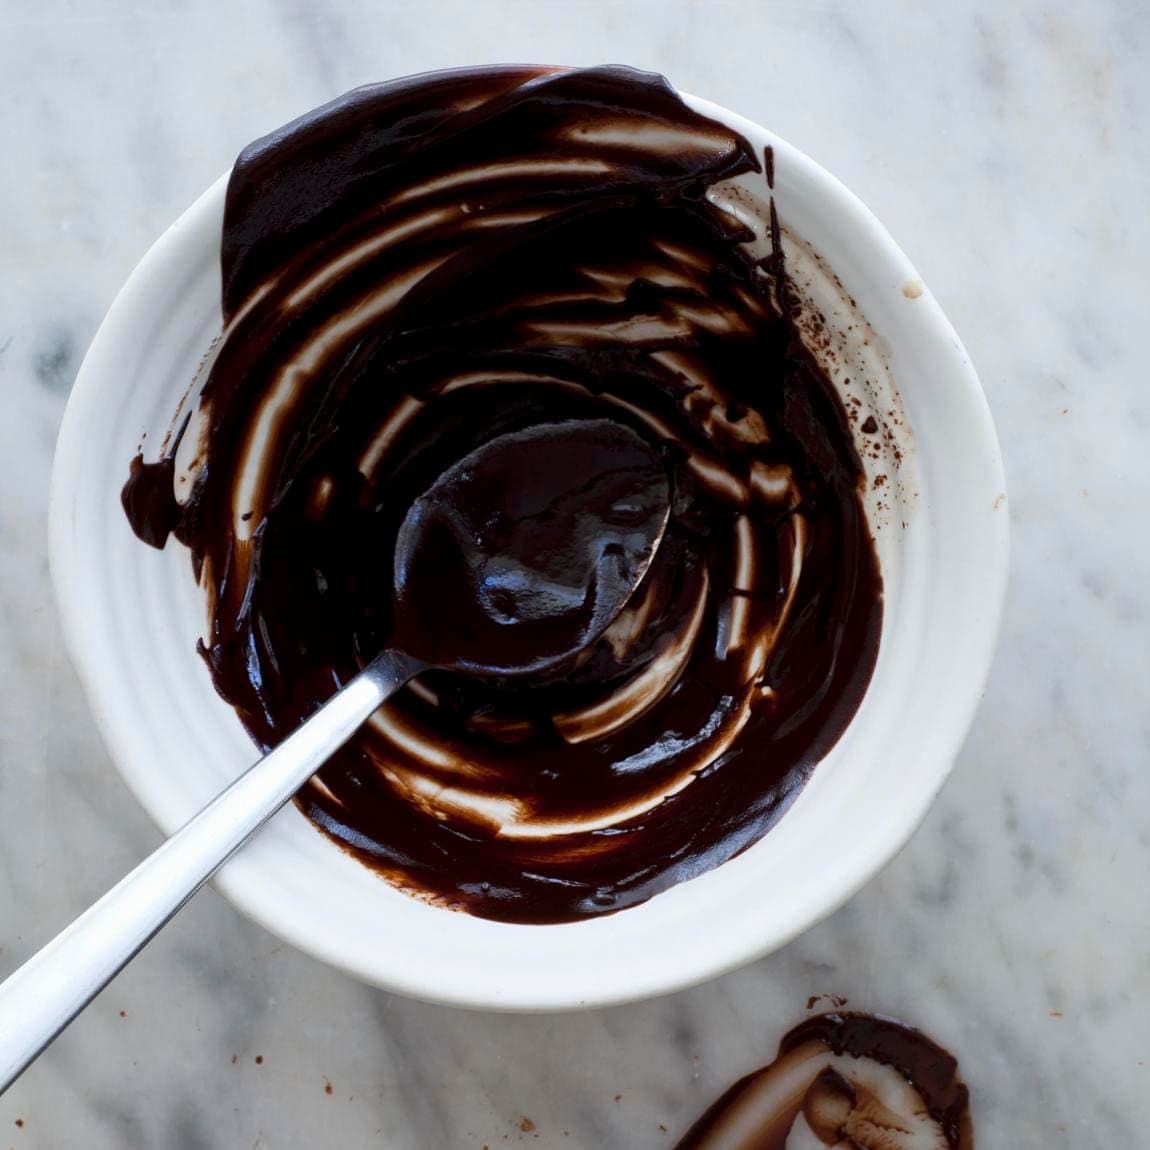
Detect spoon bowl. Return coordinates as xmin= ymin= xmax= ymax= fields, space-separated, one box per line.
xmin=392 ymin=418 xmax=671 ymax=678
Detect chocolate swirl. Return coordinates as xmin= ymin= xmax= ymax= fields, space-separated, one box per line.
xmin=676 ymin=1013 xmax=973 ymax=1149
xmin=123 ymin=66 xmax=882 ymax=923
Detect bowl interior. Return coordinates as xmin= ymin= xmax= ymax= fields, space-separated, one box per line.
xmin=49 ymin=94 xmax=1007 ymax=1010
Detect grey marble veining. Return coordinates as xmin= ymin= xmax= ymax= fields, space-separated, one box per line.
xmin=1 ymin=1 xmax=1148 ymax=1146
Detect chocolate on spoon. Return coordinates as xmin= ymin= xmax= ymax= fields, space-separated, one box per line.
xmin=393 ymin=419 xmax=670 ymax=678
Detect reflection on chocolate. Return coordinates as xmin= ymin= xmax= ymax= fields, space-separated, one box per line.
xmin=122 ymin=65 xmax=882 ymax=923
xmin=676 ymin=1013 xmax=973 ymax=1149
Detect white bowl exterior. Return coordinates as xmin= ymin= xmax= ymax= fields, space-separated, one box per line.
xmin=49 ymin=96 xmax=1008 ymax=1010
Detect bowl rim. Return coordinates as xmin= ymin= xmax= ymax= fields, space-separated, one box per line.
xmin=49 ymin=86 xmax=1009 ymax=1010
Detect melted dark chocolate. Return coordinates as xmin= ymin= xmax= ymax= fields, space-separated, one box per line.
xmin=123 ymin=65 xmax=882 ymax=923
xmin=121 ymin=454 xmax=178 ymax=549
xmin=676 ymin=1012 xmax=973 ymax=1149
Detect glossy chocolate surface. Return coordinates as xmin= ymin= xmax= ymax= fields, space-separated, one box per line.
xmin=124 ymin=66 xmax=882 ymax=923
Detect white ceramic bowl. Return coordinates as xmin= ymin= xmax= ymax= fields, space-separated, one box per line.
xmin=50 ymin=89 xmax=1007 ymax=1010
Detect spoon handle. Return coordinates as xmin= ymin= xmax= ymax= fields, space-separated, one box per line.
xmin=0 ymin=649 xmax=420 ymax=1094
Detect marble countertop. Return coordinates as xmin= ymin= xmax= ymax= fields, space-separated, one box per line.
xmin=1 ymin=1 xmax=1147 ymax=1145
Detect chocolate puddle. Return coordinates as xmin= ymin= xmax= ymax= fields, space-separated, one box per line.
xmin=676 ymin=1013 xmax=973 ymax=1149
xmin=123 ymin=65 xmax=882 ymax=923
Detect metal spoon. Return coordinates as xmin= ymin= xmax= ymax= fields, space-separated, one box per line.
xmin=0 ymin=419 xmax=669 ymax=1093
